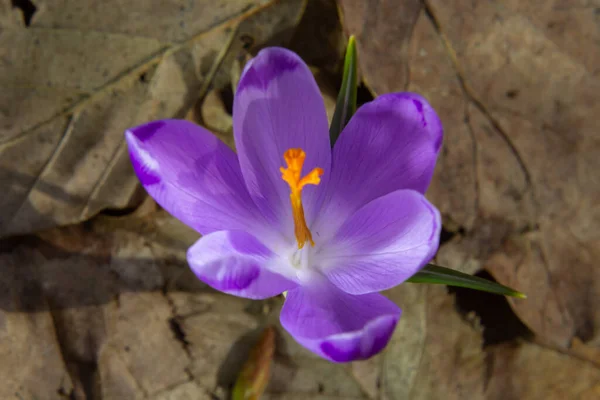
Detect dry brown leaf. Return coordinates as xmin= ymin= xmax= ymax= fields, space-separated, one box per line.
xmin=337 ymin=0 xmax=422 ymax=93
xmin=338 ymin=0 xmax=600 ymax=352
xmin=334 ymin=0 xmax=600 ymax=395
xmin=381 ymin=285 xmax=487 ymax=400
xmin=0 ymin=217 xmax=202 ymax=398
xmin=197 ymin=89 xmax=235 ymax=146
xmin=0 ymin=0 xmax=306 ymax=238
xmin=379 ymin=286 xmax=600 ymax=400
xmin=3 ymin=212 xmax=597 ymax=399
xmin=571 ymin=337 xmax=600 ymax=367
xmin=0 ymin=216 xmax=243 ymax=398
xmin=0 ymin=210 xmax=371 ymax=399
xmin=289 ymin=0 xmax=345 ymax=73
xmin=3 ymin=1 xmax=600 ymax=399
xmin=0 ymin=279 xmax=74 ymax=398
xmin=485 ymin=341 xmax=600 ymax=400
xmin=420 ymin=0 xmax=600 ymax=349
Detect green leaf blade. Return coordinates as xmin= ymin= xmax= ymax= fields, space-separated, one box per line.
xmin=329 ymin=35 xmax=358 ymax=147
xmin=408 ymin=264 xmax=527 ymax=298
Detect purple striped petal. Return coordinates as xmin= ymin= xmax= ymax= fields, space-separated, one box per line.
xmin=125 ymin=119 xmax=267 ymax=236
xmin=318 ymin=190 xmax=441 ymax=295
xmin=233 ymin=47 xmax=331 ymax=242
xmin=314 ymin=93 xmax=443 ymax=240
xmin=187 ymin=230 xmax=297 ymax=299
xmin=280 ymin=280 xmax=401 ymax=362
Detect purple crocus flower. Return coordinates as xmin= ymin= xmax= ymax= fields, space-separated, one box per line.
xmin=125 ymin=48 xmax=442 ymax=362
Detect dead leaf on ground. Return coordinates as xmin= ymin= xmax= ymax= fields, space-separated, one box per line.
xmin=0 ymin=210 xmax=371 ymax=399
xmin=289 ymin=0 xmax=345 ymax=74
xmin=334 ymin=0 xmax=600 ymax=395
xmin=0 ymin=0 xmax=306 ymax=238
xmin=2 ymin=0 xmax=600 ymax=398
xmin=374 ymin=284 xmax=600 ymax=400
xmin=380 ymin=285 xmax=486 ymax=400
xmin=485 ymin=341 xmax=600 ymax=400
xmin=338 ymin=0 xmax=600 ymax=352
xmin=337 ymin=0 xmax=422 ymax=92
xmin=422 ymin=0 xmax=600 ymax=349
xmin=0 ymin=212 xmax=206 ymax=398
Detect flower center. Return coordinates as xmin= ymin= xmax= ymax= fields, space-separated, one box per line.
xmin=280 ymin=148 xmax=323 ymax=249
xmin=290 ymin=245 xmax=311 ymax=270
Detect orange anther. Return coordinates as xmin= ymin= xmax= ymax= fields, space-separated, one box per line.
xmin=280 ymin=148 xmax=323 ymax=248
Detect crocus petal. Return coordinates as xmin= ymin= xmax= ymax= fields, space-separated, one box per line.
xmin=280 ymin=280 xmax=401 ymax=362
xmin=318 ymin=189 xmax=441 ymax=295
xmin=314 ymin=93 xmax=442 ymax=240
xmin=125 ymin=119 xmax=267 ymax=236
xmin=187 ymin=230 xmax=297 ymax=299
xmin=233 ymin=47 xmax=331 ymax=240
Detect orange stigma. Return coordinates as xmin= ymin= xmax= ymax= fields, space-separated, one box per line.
xmin=280 ymin=148 xmax=323 ymax=249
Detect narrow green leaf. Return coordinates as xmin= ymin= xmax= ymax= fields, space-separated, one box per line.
xmin=407 ymin=264 xmax=527 ymax=298
xmin=329 ymin=35 xmax=358 ymax=147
